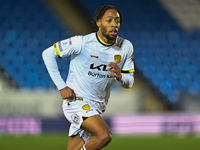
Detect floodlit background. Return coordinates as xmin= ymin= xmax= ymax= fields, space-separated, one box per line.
xmin=0 ymin=0 xmax=200 ymax=149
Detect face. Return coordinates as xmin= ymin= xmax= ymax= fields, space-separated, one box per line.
xmin=97 ymin=9 xmax=121 ymax=43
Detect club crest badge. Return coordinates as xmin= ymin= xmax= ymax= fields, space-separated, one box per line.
xmin=114 ymin=55 xmax=121 ymax=63
xmin=82 ymin=104 xmax=90 ymax=110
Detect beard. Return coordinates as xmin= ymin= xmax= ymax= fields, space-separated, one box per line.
xmin=101 ymin=26 xmax=117 ymax=42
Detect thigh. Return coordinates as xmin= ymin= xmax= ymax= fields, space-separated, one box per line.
xmin=67 ymin=135 xmax=85 ymax=150
xmin=81 ymin=115 xmax=112 ymax=136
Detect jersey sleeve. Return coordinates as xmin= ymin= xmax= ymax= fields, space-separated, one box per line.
xmin=42 ymin=46 xmax=67 ymax=90
xmin=121 ymin=41 xmax=135 ymax=73
xmin=53 ymin=35 xmax=82 ymax=58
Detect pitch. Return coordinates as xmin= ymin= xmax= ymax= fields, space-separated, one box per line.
xmin=1 ymin=134 xmax=200 ymax=150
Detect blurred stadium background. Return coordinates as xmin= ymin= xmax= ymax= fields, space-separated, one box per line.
xmin=0 ymin=0 xmax=200 ymax=149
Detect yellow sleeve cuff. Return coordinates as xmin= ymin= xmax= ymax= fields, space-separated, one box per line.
xmin=121 ymin=68 xmax=135 ymax=73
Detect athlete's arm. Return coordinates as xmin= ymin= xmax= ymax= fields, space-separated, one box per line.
xmin=42 ymin=46 xmax=76 ymax=99
xmin=107 ymin=40 xmax=134 ymax=88
xmin=117 ymin=72 xmax=134 ymax=88
xmin=107 ymin=60 xmax=134 ymax=88
xmin=42 ymin=46 xmax=66 ymax=90
xmin=107 ymin=60 xmax=122 ymax=81
xmin=42 ymin=36 xmax=82 ymax=99
xmin=60 ymin=86 xmax=76 ymax=100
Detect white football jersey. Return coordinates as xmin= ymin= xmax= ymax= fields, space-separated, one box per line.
xmin=54 ymin=32 xmax=134 ymax=104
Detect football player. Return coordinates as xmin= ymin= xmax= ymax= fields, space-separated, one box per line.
xmin=42 ymin=5 xmax=134 ymax=150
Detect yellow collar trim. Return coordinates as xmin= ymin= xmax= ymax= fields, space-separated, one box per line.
xmin=96 ymin=32 xmax=115 ymax=46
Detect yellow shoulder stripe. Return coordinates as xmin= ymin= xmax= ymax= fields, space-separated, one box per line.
xmin=53 ymin=43 xmax=61 ymax=58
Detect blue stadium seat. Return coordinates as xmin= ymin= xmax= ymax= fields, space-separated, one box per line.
xmin=0 ymin=0 xmax=72 ymax=89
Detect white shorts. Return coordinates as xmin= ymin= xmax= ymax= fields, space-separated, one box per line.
xmin=62 ymin=98 xmax=106 ymax=141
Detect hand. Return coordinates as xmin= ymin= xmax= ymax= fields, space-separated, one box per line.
xmin=60 ymin=86 xmax=76 ymax=100
xmin=106 ymin=60 xmax=122 ymax=81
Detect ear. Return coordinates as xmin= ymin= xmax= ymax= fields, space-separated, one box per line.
xmin=96 ymin=20 xmax=101 ymax=27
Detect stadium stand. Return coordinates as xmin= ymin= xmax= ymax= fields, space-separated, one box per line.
xmin=76 ymin=0 xmax=200 ymax=105
xmin=0 ymin=0 xmax=199 ymax=106
xmin=0 ymin=0 xmax=72 ymax=89
xmin=159 ymin=0 xmax=200 ymax=30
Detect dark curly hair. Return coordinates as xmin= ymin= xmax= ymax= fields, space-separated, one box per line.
xmin=91 ymin=5 xmax=123 ymax=31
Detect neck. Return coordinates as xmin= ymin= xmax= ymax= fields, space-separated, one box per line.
xmin=97 ymin=31 xmax=115 ymax=46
